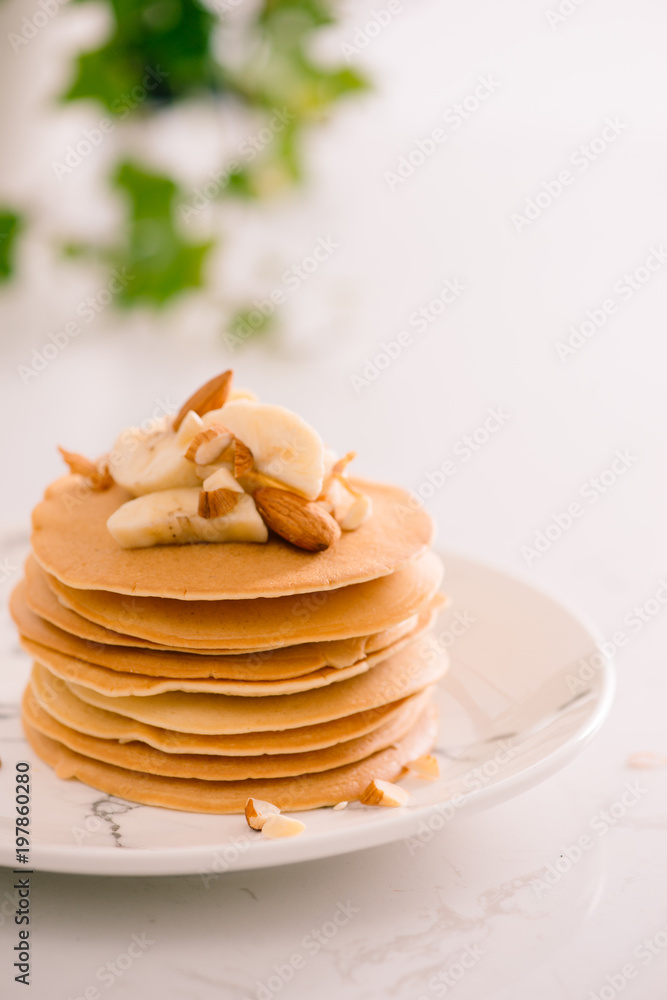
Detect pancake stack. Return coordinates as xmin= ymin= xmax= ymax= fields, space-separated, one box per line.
xmin=11 ymin=419 xmax=447 ymax=815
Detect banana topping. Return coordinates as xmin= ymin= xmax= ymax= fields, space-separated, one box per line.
xmin=109 ymin=415 xmax=202 ymax=495
xmin=59 ymin=371 xmax=373 ymax=552
xmin=202 ymin=400 xmax=326 ymax=500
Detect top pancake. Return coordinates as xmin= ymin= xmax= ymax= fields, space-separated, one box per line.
xmin=31 ymin=474 xmax=433 ymax=600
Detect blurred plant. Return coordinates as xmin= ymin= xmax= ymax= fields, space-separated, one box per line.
xmin=3 ymin=0 xmax=366 ymax=323
xmin=65 ymin=162 xmax=214 ymax=305
xmin=0 ymin=211 xmax=21 ymax=282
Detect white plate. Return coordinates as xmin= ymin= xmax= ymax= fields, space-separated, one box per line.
xmin=0 ymin=549 xmax=614 ymax=876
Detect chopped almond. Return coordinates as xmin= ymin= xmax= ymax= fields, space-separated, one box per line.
xmin=233 ymin=438 xmax=254 ymax=478
xmin=58 ymin=447 xmax=113 ymax=491
xmin=406 ymin=754 xmax=440 ymax=780
xmin=198 ymin=488 xmax=239 ymax=519
xmin=184 ymin=424 xmax=233 ymax=465
xmin=360 ymin=778 xmax=410 ymax=807
xmin=245 ymin=797 xmax=280 ymax=831
xmin=261 ymin=814 xmax=305 ymax=839
xmin=173 ymin=371 xmax=233 ymax=430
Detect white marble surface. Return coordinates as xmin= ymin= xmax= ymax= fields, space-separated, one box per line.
xmin=2 ymin=0 xmax=667 ymax=996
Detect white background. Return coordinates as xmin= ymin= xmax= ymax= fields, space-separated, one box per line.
xmin=1 ymin=0 xmax=667 ymax=997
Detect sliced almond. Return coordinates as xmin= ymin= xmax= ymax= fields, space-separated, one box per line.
xmin=174 ymin=409 xmax=204 ymax=447
xmin=233 ymin=438 xmax=254 ymax=478
xmin=58 ymin=447 xmax=113 ymax=491
xmin=332 ymin=451 xmax=356 ymax=476
xmin=261 ymin=814 xmax=305 ymax=839
xmin=406 ymin=754 xmax=440 ymax=780
xmin=253 ymin=486 xmax=341 ymax=552
xmin=320 ymin=451 xmax=356 ymax=497
xmin=184 ymin=424 xmax=233 ymax=465
xmin=359 ymin=778 xmax=410 ymax=808
xmin=333 ymin=801 xmax=348 ymax=811
xmin=198 ymin=488 xmax=240 ymax=519
xmin=173 ymin=371 xmax=233 ymax=431
xmin=245 ymin=797 xmax=280 ymax=831
xmin=58 ymin=447 xmax=97 ymax=479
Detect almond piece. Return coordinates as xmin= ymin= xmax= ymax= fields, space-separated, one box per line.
xmin=406 ymin=754 xmax=440 ymax=780
xmin=253 ymin=487 xmax=341 ymax=552
xmin=320 ymin=451 xmax=357 ymax=497
xmin=233 ymin=438 xmax=254 ymax=478
xmin=261 ymin=814 xmax=305 ymax=839
xmin=245 ymin=797 xmax=280 ymax=830
xmin=58 ymin=447 xmax=113 ymax=491
xmin=359 ymin=778 xmax=410 ymax=807
xmin=333 ymin=801 xmax=348 ymax=811
xmin=198 ymin=488 xmax=239 ymax=519
xmin=173 ymin=371 xmax=233 ymax=431
xmin=332 ymin=451 xmax=356 ymax=476
xmin=184 ymin=424 xmax=233 ymax=465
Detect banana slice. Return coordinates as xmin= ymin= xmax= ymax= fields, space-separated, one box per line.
xmin=321 ymin=476 xmax=373 ymax=531
xmin=175 ymin=410 xmax=204 ymax=447
xmin=202 ymin=401 xmax=325 ymax=500
xmin=109 ymin=415 xmax=202 ymax=496
xmin=228 ymin=387 xmax=258 ymax=402
xmin=106 ymin=488 xmax=268 ymax=548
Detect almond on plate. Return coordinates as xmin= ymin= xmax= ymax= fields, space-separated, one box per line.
xmin=359 ymin=778 xmax=411 ymax=808
xmin=245 ymin=797 xmax=280 ymax=830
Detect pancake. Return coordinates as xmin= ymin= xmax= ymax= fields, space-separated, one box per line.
xmin=51 ymin=641 xmax=446 ymax=735
xmin=19 ymin=607 xmax=435 ymax=696
xmin=18 ymin=388 xmax=447 ymax=815
xmin=12 ymin=577 xmax=435 ymax=678
xmin=31 ymin=475 xmax=434 ymax=600
xmin=44 ymin=550 xmax=444 ymax=649
xmin=23 ymin=684 xmax=428 ymax=779
xmin=29 ymin=664 xmax=426 ymax=755
xmin=23 ymin=704 xmax=438 ymax=811
xmin=23 ymin=557 xmax=180 ymax=651
xmin=21 ymin=636 xmax=370 ymax=696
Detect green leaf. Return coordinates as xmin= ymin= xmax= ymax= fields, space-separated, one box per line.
xmin=57 ymin=0 xmax=369 ymax=325
xmin=115 ymin=161 xmax=175 ymax=218
xmin=224 ymin=168 xmax=256 ymax=199
xmin=0 ymin=211 xmax=21 ymax=281
xmin=64 ymin=0 xmax=220 ymax=112
xmin=112 ymin=161 xmax=213 ymax=306
xmin=259 ymin=0 xmax=335 ymax=33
